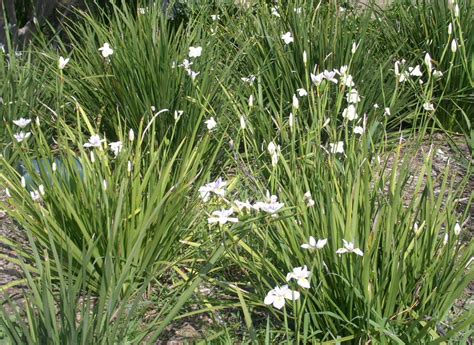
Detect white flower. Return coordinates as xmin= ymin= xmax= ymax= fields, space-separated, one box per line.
xmin=208 ymin=208 xmax=239 ymax=225
xmin=413 ymin=222 xmax=421 ymax=235
xmin=443 ymin=233 xmax=449 ymax=245
xmin=342 ymin=105 xmax=358 ymax=121
xmin=109 ymin=141 xmax=123 ymax=157
xmin=264 ymin=285 xmax=300 ymax=309
xmin=13 ymin=131 xmax=31 ymax=142
xmin=304 ymin=191 xmax=312 ymax=199
xmin=58 ymin=56 xmax=69 ymax=69
xmin=30 ymin=190 xmax=41 ymax=202
xmin=448 ymin=22 xmax=453 ymax=35
xmin=102 ymin=179 xmax=108 ymax=191
xmin=424 ymin=53 xmax=432 ymax=73
xmin=323 ymin=70 xmax=338 ymax=84
xmin=329 ymin=141 xmax=344 ymax=154
xmin=454 ymin=222 xmax=461 ymax=236
xmin=267 ymin=142 xmax=278 ymax=154
xmin=174 ymin=110 xmax=183 ymax=121
xmin=353 ymin=126 xmax=364 ymax=135
xmin=336 ymin=239 xmax=364 ymax=256
xmin=337 ymin=65 xmax=349 ymax=75
xmin=83 ymin=135 xmax=104 ymax=148
xmin=128 ymin=129 xmax=135 ymax=142
xmin=281 ymin=32 xmax=294 ymax=45
xmin=205 ymin=117 xmax=217 ymax=131
xmin=179 ymin=59 xmax=193 ymax=69
xmin=198 ymin=177 xmax=227 ymax=202
xmin=296 ymin=88 xmax=307 ymax=97
xmin=384 ymin=107 xmax=391 ymax=116
xmin=52 ymin=162 xmax=57 ymax=172
xmin=271 ymin=6 xmax=280 ymax=17
xmin=433 ymin=70 xmax=443 ymax=78
xmin=422 ymin=102 xmax=435 ymax=111
xmin=292 ymin=94 xmax=299 ymax=109
xmin=301 ymin=236 xmax=327 ymax=250
xmin=234 ymin=200 xmax=253 ymax=212
xmin=21 ymin=176 xmax=26 ymax=188
xmin=127 ymin=160 xmax=133 ymax=173
xmin=99 ymin=43 xmax=114 ymax=58
xmin=409 ymin=65 xmax=423 ymax=77
xmin=188 ymin=46 xmax=202 ymax=58
xmin=310 ymin=73 xmax=324 ymax=85
xmin=451 ymin=39 xmax=458 ymax=53
xmin=186 ymin=68 xmax=200 ymax=80
xmin=267 ymin=142 xmax=281 ymax=167
xmin=294 ymin=7 xmax=302 ymax=14
xmin=346 ymin=89 xmax=361 ymax=104
xmin=13 ymin=118 xmax=31 ymax=128
xmin=340 ymin=74 xmax=355 ymax=87
xmin=302 ymin=51 xmax=307 ymax=65
xmin=89 ymin=150 xmax=95 ymax=163
xmin=254 ymin=195 xmax=284 ymax=214
xmin=286 ymin=266 xmax=311 ymax=289
xmin=5 ymin=188 xmax=11 ymax=198
xmin=306 ymin=198 xmax=315 ymax=207
xmin=398 ymin=71 xmax=409 ymax=83
xmin=241 ymin=75 xmax=256 ymax=84
xmin=38 ymin=184 xmax=45 ymax=196
xmin=211 ymin=14 xmax=220 ymax=21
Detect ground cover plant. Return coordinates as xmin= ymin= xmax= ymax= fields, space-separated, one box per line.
xmin=0 ymin=0 xmax=473 ymax=343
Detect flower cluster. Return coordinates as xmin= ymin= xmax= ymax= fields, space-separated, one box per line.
xmin=83 ymin=134 xmax=123 ymax=158
xmin=264 ymin=265 xmax=311 ymax=309
xmin=200 ymin=179 xmax=286 ymax=228
xmin=264 ymin=236 xmax=364 ymax=310
xmin=12 ymin=118 xmax=32 ymax=143
xmin=393 ymin=57 xmax=442 ymax=84
xmin=267 ymin=142 xmax=281 ymax=167
xmin=309 ymin=65 xmax=367 ymax=152
xmin=173 ymin=46 xmax=202 ymax=80
xmin=197 ymin=177 xmax=286 ymax=219
xmin=303 ymin=191 xmax=315 ymax=207
xmin=310 ymin=65 xmax=353 ymax=87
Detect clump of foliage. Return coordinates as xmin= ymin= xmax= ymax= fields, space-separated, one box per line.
xmin=1 ymin=0 xmax=472 ymax=343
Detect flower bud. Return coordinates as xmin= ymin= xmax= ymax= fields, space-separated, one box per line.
xmin=240 ymin=116 xmax=246 ymax=129
xmin=248 ymin=95 xmax=254 ymax=107
xmin=451 ymin=39 xmax=458 ymax=53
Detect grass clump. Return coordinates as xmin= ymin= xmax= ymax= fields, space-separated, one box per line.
xmin=0 ymin=0 xmax=472 ymax=343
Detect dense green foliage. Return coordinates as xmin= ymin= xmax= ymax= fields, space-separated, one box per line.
xmin=1 ymin=0 xmax=472 ymax=343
